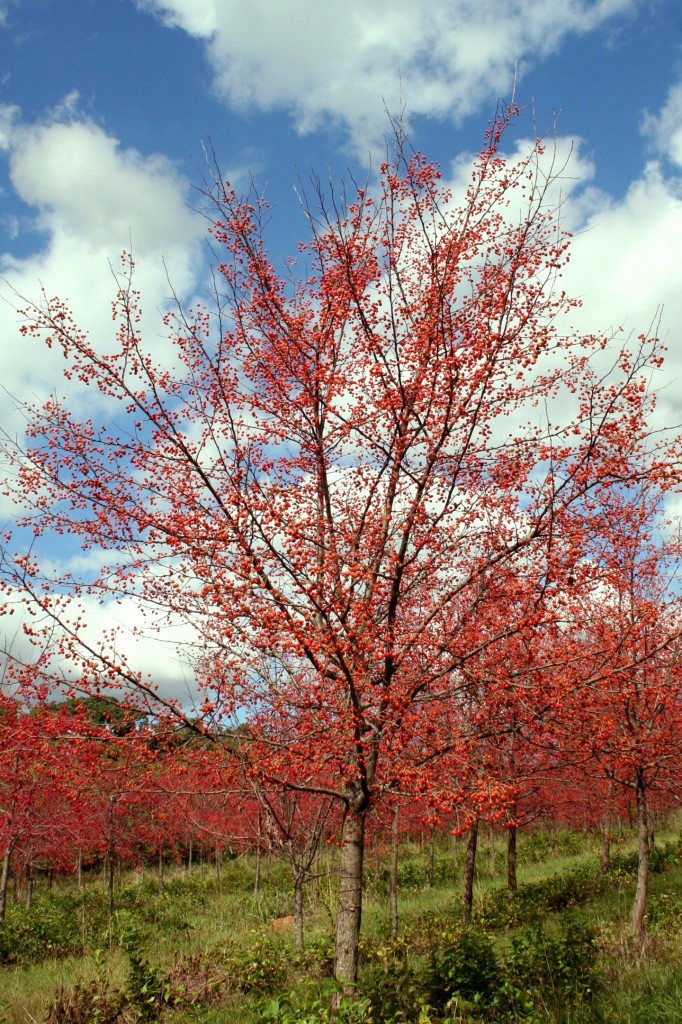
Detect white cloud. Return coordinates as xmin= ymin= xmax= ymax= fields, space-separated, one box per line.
xmin=0 ymin=105 xmax=206 ymax=431
xmin=642 ymin=80 xmax=682 ymax=169
xmin=137 ymin=0 xmax=634 ymax=154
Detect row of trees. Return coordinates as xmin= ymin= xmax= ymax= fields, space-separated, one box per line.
xmin=2 ymin=106 xmax=682 ymax=996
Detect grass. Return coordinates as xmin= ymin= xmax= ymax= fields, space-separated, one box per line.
xmin=1 ymin=824 xmax=681 ymax=1022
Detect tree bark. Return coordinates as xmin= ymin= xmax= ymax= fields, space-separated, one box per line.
xmin=26 ymin=863 xmax=34 ymax=911
xmin=632 ymin=771 xmax=650 ymax=940
xmin=462 ymin=819 xmax=479 ymax=926
xmin=0 ymin=846 xmax=12 ymax=922
xmin=333 ymin=806 xmax=366 ymax=1002
xmin=294 ymin=871 xmax=305 ymax=950
xmin=107 ymin=856 xmax=115 ymax=924
xmin=600 ymin=822 xmax=611 ymax=875
xmin=428 ymin=824 xmax=436 ymax=886
xmin=507 ymin=826 xmax=517 ymax=898
xmin=389 ymin=803 xmax=400 ymax=940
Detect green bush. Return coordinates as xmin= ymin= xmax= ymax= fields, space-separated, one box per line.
xmin=426 ymin=928 xmax=501 ymax=1014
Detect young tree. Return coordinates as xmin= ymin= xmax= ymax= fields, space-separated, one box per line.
xmin=2 ymin=108 xmax=679 ymax=993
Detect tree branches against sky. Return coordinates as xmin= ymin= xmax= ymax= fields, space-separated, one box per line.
xmin=1 ymin=0 xmax=681 ymax=695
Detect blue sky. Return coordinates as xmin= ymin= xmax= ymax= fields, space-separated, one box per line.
xmin=1 ymin=0 xmax=682 ymax=697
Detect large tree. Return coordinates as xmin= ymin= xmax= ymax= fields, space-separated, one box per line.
xmin=2 ymin=109 xmax=679 ymax=993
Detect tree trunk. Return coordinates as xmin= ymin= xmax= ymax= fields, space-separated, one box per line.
xmin=187 ymin=839 xmax=193 ymax=874
xmin=0 ymin=846 xmax=11 ymax=922
xmin=215 ymin=846 xmax=222 ymax=887
xmin=333 ymin=807 xmax=366 ymax=1002
xmin=507 ymin=826 xmax=517 ymax=898
xmin=158 ymin=848 xmax=165 ymax=889
xmin=389 ymin=803 xmax=400 ymax=940
xmin=488 ymin=823 xmax=496 ymax=874
xmin=12 ymin=867 xmax=19 ymax=903
xmin=26 ymin=864 xmax=34 ymax=911
xmin=294 ymin=871 xmax=305 ymax=950
xmin=428 ymin=824 xmax=436 ymax=886
xmin=77 ymin=850 xmax=83 ymax=889
xmin=462 ymin=819 xmax=479 ymax=926
xmin=311 ymin=844 xmax=321 ymax=909
xmin=632 ymin=771 xmax=650 ymax=940
xmin=600 ymin=822 xmax=611 ymax=875
xmin=107 ymin=856 xmax=115 ymax=924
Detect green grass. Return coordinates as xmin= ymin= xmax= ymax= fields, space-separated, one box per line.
xmin=1 ymin=824 xmax=681 ymax=1022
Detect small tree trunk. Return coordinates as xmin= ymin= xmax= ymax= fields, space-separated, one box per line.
xmin=215 ymin=846 xmax=222 ymax=887
xmin=26 ymin=864 xmax=34 ymax=911
xmin=462 ymin=819 xmax=479 ymax=927
xmin=333 ymin=806 xmax=366 ymax=1004
xmin=77 ymin=850 xmax=83 ymax=889
xmin=450 ymin=831 xmax=458 ymax=867
xmin=600 ymin=822 xmax=611 ymax=875
xmin=187 ymin=839 xmax=193 ymax=874
xmin=12 ymin=867 xmax=20 ymax=903
xmin=158 ymin=849 xmax=165 ymax=889
xmin=488 ymin=823 xmax=496 ymax=874
xmin=507 ymin=826 xmax=517 ymax=898
xmin=428 ymin=824 xmax=436 ymax=886
xmin=294 ymin=871 xmax=305 ymax=950
xmin=311 ymin=844 xmax=321 ymax=908
xmin=200 ymin=844 xmax=204 ymax=881
xmin=632 ymin=771 xmax=650 ymax=940
xmin=107 ymin=856 xmax=115 ymax=924
xmin=0 ymin=847 xmax=11 ymax=922
xmin=389 ymin=803 xmax=400 ymax=940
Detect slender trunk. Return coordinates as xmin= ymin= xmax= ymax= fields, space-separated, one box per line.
xmin=0 ymin=846 xmax=12 ymax=922
xmin=107 ymin=856 xmax=115 ymax=923
xmin=254 ymin=814 xmax=262 ymax=897
xmin=632 ymin=771 xmax=650 ymax=940
xmin=333 ymin=807 xmax=366 ymax=1002
xmin=507 ymin=826 xmax=517 ymax=898
xmin=428 ymin=824 xmax=436 ymax=886
xmin=116 ymin=858 xmax=121 ymax=892
xmin=26 ymin=864 xmax=34 ymax=911
xmin=200 ymin=844 xmax=204 ymax=881
xmin=462 ymin=819 xmax=479 ymax=927
xmin=311 ymin=844 xmax=321 ymax=909
xmin=158 ymin=848 xmax=165 ymax=889
xmin=294 ymin=871 xmax=305 ymax=950
xmin=187 ymin=839 xmax=193 ymax=874
xmin=450 ymin=831 xmax=458 ymax=867
xmin=12 ymin=868 xmax=19 ymax=903
xmin=77 ymin=850 xmax=83 ymax=889
xmin=488 ymin=823 xmax=496 ymax=874
xmin=254 ymin=843 xmax=261 ymax=897
xmin=215 ymin=846 xmax=222 ymax=888
xmin=601 ymin=822 xmax=611 ymax=875
xmin=389 ymin=803 xmax=400 ymax=940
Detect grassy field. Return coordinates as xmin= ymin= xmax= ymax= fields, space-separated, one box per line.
xmin=2 ymin=826 xmax=682 ymax=1022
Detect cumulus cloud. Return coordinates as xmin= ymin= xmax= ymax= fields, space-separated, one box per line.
xmin=0 ymin=104 xmax=206 ymax=428
xmin=642 ymin=80 xmax=682 ymax=169
xmin=136 ymin=0 xmax=635 ymax=153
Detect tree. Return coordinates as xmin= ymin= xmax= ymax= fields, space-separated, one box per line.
xmin=2 ymin=107 xmax=679 ymax=993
